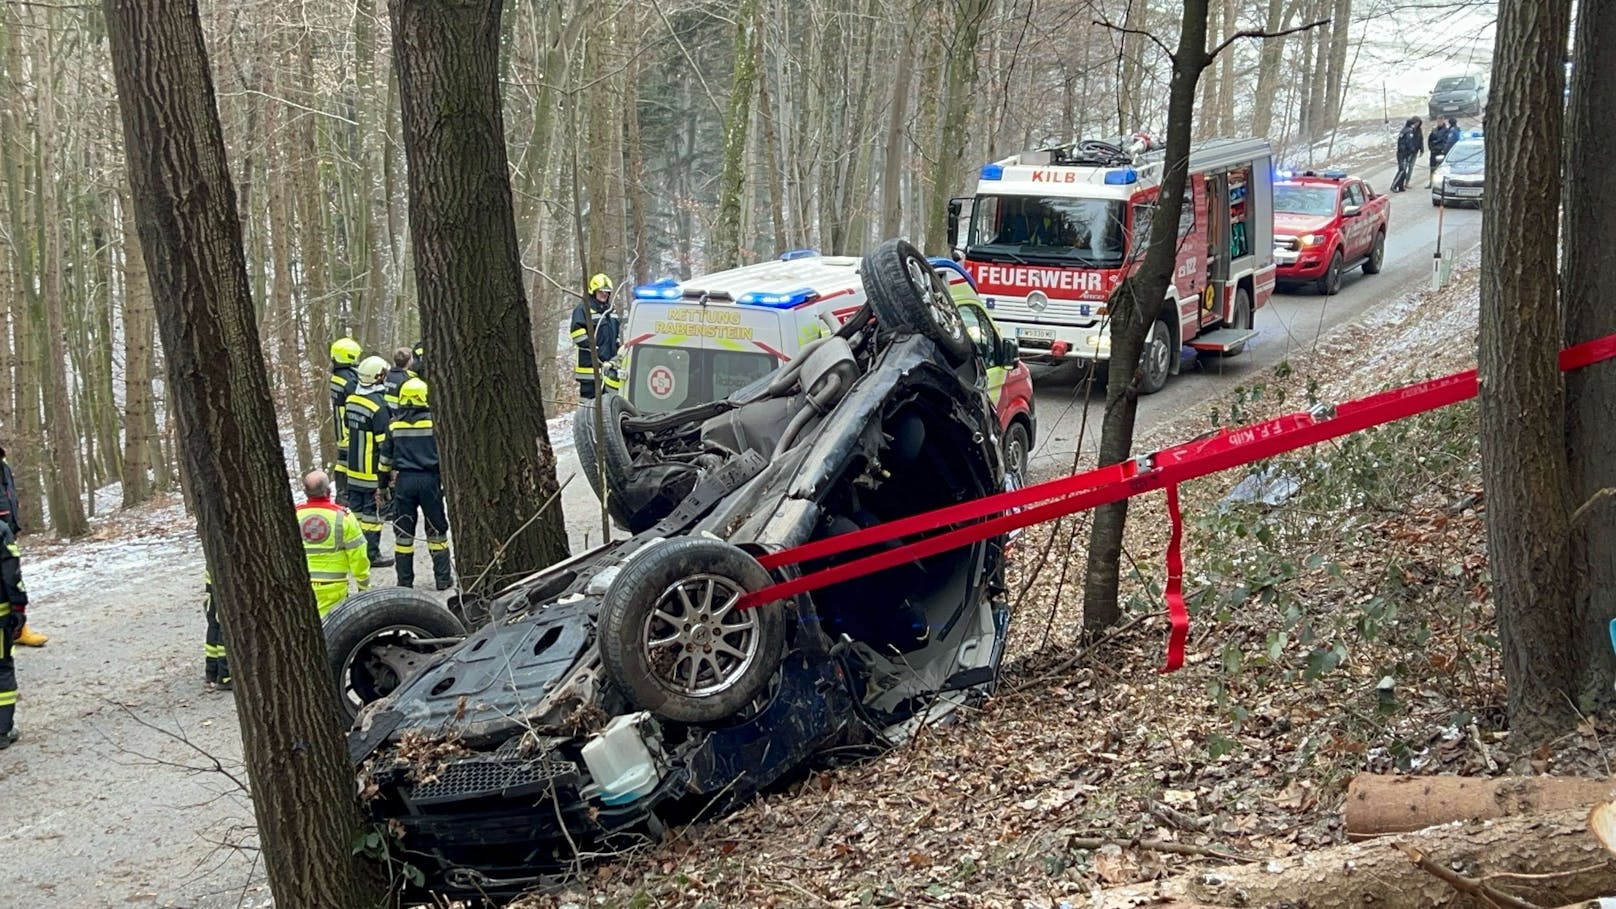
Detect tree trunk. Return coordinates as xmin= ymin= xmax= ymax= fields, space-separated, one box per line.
xmin=1081 ymin=0 xmax=1210 ymax=631
xmin=1095 ymin=807 xmax=1616 ymax=908
xmin=712 ymin=0 xmax=761 ymax=270
xmin=1562 ymin=0 xmax=1616 ymax=715
xmin=1479 ymin=0 xmax=1576 ymax=745
xmin=1345 ymin=774 xmax=1616 ymax=839
xmin=755 ymin=1 xmax=788 ymax=253
xmin=923 ymin=0 xmax=990 ymax=256
xmin=101 ymin=1 xmax=384 ymax=905
xmin=120 ymin=194 xmax=156 ymax=508
xmin=265 ymin=88 xmax=314 ymax=471
xmin=390 ymin=0 xmax=570 ymax=590
xmin=1251 ymin=0 xmax=1291 ymax=138
xmin=1323 ymin=0 xmax=1352 ymax=134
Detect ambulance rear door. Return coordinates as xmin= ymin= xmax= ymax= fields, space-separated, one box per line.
xmin=622 ymin=297 xmax=789 ymax=415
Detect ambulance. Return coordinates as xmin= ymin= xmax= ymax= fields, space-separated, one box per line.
xmin=618 ymin=251 xmax=1038 ymax=483
xmin=951 ymin=135 xmax=1277 ymax=394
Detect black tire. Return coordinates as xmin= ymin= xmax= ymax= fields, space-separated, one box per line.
xmin=572 ymin=404 xmax=605 ymax=504
xmin=598 ymin=538 xmax=786 ymax=724
xmin=323 ymin=588 xmax=466 ymax=723
xmin=1432 ymin=197 xmax=1442 ymax=207
xmin=1218 ymin=287 xmax=1253 ymax=358
xmin=860 ymin=238 xmax=973 ymax=366
xmin=1139 ymin=316 xmax=1173 ymax=395
xmin=1362 ymin=230 xmax=1386 ymax=274
xmin=1318 ymin=250 xmax=1344 ymax=296
xmin=579 ymin=394 xmax=657 ymax=533
xmin=1001 ymin=421 xmax=1031 ymax=489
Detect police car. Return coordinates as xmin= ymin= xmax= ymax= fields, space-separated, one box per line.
xmin=610 ymin=251 xmax=1036 ymax=487
xmin=1432 ymin=131 xmax=1485 ymax=208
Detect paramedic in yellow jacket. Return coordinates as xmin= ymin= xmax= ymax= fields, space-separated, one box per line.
xmin=295 ymin=469 xmax=371 ymax=617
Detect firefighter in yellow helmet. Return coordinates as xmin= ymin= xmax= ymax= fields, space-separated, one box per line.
xmin=571 ymin=274 xmax=621 ymax=399
xmin=344 ymin=356 xmax=394 ymax=566
xmin=296 ymin=469 xmax=371 ymax=617
xmin=384 ymin=378 xmax=453 ymax=590
xmin=329 ymin=337 xmax=363 ymax=495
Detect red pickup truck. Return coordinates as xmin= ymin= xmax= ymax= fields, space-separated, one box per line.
xmin=1272 ymin=169 xmax=1390 ymax=296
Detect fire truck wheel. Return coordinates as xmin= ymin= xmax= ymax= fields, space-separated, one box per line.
xmin=1139 ymin=317 xmax=1172 ymax=395
xmin=1363 ymin=230 xmax=1386 ymax=274
xmin=1318 ymin=250 xmax=1344 ymax=296
xmin=860 ymin=238 xmax=973 ymax=366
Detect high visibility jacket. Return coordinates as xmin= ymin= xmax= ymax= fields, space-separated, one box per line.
xmin=329 ymin=364 xmax=358 ymax=471
xmin=384 ymin=405 xmax=439 ymax=473
xmin=570 ymin=300 xmax=620 ymax=381
xmin=0 ymin=522 xmax=27 ymax=618
xmin=0 ymin=449 xmax=18 ymax=534
xmin=343 ymin=386 xmax=390 ymax=488
xmin=295 ymin=498 xmax=370 ymax=616
xmin=383 ymin=366 xmax=417 ymax=410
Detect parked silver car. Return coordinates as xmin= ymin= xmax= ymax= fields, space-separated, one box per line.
xmin=1432 ymin=136 xmax=1485 ymax=208
xmin=1428 ymin=75 xmax=1487 ymax=119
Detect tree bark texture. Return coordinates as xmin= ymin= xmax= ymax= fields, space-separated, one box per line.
xmin=119 ymin=197 xmax=156 ymax=507
xmin=1562 ymin=0 xmax=1616 ymax=715
xmin=1250 ymin=0 xmax=1289 ymax=138
xmin=1094 ymin=807 xmax=1616 ymax=908
xmin=923 ymin=0 xmax=990 ymax=256
xmin=711 ymin=0 xmax=760 ymax=270
xmin=1082 ymin=0 xmax=1210 ymax=631
xmin=1345 ymin=774 xmax=1616 ymax=839
xmin=1479 ymin=0 xmax=1576 ymax=745
xmin=101 ymin=2 xmax=383 ymax=906
xmin=390 ymin=0 xmax=570 ymax=591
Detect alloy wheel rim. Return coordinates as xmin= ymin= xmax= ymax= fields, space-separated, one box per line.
xmin=643 ymin=574 xmax=759 ymax=697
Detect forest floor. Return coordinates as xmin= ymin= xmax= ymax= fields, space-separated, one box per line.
xmin=7 ymin=251 xmax=1609 ymax=909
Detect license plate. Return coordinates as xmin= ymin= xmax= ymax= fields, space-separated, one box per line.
xmin=1450 ymin=185 xmax=1481 ymax=196
xmin=1018 ymin=327 xmax=1057 ymax=341
xmin=1442 ymin=104 xmax=1459 ymax=110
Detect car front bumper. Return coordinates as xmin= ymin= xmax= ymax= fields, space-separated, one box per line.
xmin=1273 ymin=245 xmax=1332 ymax=280
xmin=1433 ymin=184 xmax=1484 ymax=205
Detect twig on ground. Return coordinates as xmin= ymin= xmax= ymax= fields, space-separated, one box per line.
xmin=1065 ymin=834 xmax=1256 ymax=864
xmin=1393 ymin=841 xmax=1542 ymax=909
xmin=1151 ymin=801 xmax=1210 ymax=833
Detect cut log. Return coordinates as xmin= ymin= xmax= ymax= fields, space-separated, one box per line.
xmin=1346 ymin=774 xmax=1616 ymax=838
xmin=1093 ymin=808 xmax=1616 ymax=909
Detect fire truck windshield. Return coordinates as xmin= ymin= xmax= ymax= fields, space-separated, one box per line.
xmin=1273 ymin=184 xmax=1338 ymax=217
xmin=967 ymin=194 xmax=1127 ymax=267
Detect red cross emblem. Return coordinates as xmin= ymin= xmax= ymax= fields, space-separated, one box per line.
xmin=300 ymin=514 xmax=332 ymax=544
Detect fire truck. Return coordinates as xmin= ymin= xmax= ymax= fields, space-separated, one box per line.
xmin=950 ymin=136 xmax=1276 ymax=394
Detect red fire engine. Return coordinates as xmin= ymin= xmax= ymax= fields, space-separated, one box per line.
xmin=949 ymin=136 xmax=1277 ymax=394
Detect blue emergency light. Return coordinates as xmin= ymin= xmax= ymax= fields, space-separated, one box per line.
xmin=1103 ymin=168 xmax=1138 ymax=185
xmin=633 ymin=278 xmax=682 ymax=301
xmin=1464 ymin=128 xmax=1484 ymax=138
xmin=980 ymin=163 xmax=1004 ymax=180
xmin=1320 ymin=167 xmax=1348 ymax=179
xmin=778 ymin=248 xmax=819 ymax=261
xmin=927 ymin=256 xmax=978 ymax=290
xmin=738 ymin=288 xmax=817 ymax=309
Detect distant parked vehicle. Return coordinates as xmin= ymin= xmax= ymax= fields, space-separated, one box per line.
xmin=1272 ymin=169 xmax=1390 ymax=296
xmin=1428 ymin=75 xmax=1487 ymax=119
xmin=1432 ymin=134 xmax=1486 ymax=208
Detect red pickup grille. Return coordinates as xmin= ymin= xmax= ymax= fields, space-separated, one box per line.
xmin=1274 ymin=237 xmax=1300 ymax=252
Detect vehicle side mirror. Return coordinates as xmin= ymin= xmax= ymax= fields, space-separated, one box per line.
xmin=1342 ymin=204 xmax=1362 ymax=217
xmin=998 ymin=337 xmax=1020 ymax=365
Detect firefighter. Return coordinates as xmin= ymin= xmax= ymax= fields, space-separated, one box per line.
xmin=344 ymin=356 xmax=394 ymax=567
xmin=296 ymin=469 xmax=371 ymax=617
xmin=410 ymin=339 xmax=426 ymax=380
xmin=384 ymin=378 xmax=453 ymax=590
xmin=571 ymin=274 xmax=621 ymax=399
xmin=202 ymin=569 xmax=229 ymax=690
xmin=0 ymin=444 xmax=42 ymax=648
xmin=383 ymin=346 xmax=417 ymax=410
xmin=329 ymin=337 xmax=363 ymax=496
xmin=0 ymin=518 xmax=28 ymax=748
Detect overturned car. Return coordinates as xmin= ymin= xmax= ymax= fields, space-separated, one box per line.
xmin=330 ymin=239 xmax=1016 ymax=901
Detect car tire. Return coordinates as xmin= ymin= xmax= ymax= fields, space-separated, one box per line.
xmin=323 ymin=588 xmax=466 ymax=723
xmin=1001 ymin=420 xmax=1031 ymax=489
xmin=1139 ymin=316 xmax=1173 ymax=395
xmin=1318 ymin=250 xmax=1344 ymax=296
xmin=860 ymin=238 xmax=974 ymax=366
xmin=583 ymin=394 xmax=660 ymax=533
xmin=1218 ymin=287 xmax=1253 ymax=358
xmin=572 ymin=404 xmax=605 ymax=504
xmin=598 ymin=538 xmax=786 ymax=724
xmin=1362 ymin=230 xmax=1386 ymax=275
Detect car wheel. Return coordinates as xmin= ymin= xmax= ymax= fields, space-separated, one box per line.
xmin=1363 ymin=230 xmax=1386 ymax=275
xmin=860 ymin=238 xmax=973 ymax=366
xmin=585 ymin=393 xmax=662 ymax=533
xmin=323 ymin=588 xmax=466 ymax=723
xmin=1318 ymin=250 xmax=1343 ymax=296
xmin=1432 ymin=197 xmax=1442 ymax=207
xmin=598 ymin=538 xmax=786 ymax=724
xmin=572 ymin=404 xmax=605 ymax=503
xmin=1139 ymin=316 xmax=1173 ymax=395
xmin=1001 ymin=421 xmax=1031 ymax=489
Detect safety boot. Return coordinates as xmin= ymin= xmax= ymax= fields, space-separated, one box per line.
xmin=14 ymin=624 xmax=47 ymax=647
xmin=0 ymin=727 xmax=18 ymax=749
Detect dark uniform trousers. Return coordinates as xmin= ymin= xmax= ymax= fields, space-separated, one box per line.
xmin=394 ymin=470 xmax=451 ymax=589
xmin=203 ymin=574 xmax=229 ymax=685
xmin=0 ymin=527 xmax=26 ymax=735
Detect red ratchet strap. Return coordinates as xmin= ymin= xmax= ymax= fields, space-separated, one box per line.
xmin=734 ymin=333 xmax=1616 ymax=671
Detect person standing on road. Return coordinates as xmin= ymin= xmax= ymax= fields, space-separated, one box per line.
xmin=0 ymin=444 xmax=43 ymax=648
xmin=202 ymin=569 xmax=230 ymax=690
xmin=383 ymin=378 xmax=454 ymax=590
xmin=296 ymin=469 xmax=372 ymax=617
xmin=1391 ymin=116 xmax=1424 ymax=192
xmin=571 ymin=274 xmax=621 ymax=400
xmin=344 ymin=356 xmax=394 ymax=567
xmin=0 ymin=518 xmax=30 ymax=748
xmin=329 ymin=337 xmax=363 ymax=496
xmin=1426 ymin=117 xmax=1457 ymax=187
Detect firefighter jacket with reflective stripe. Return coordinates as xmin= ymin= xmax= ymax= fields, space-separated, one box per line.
xmin=384 ymin=366 xmax=417 ymax=409
xmin=571 ymin=301 xmax=620 ymax=376
xmin=0 ymin=523 xmax=26 ymax=617
xmin=343 ymin=387 xmax=390 ymax=488
xmin=296 ymin=500 xmax=370 ymax=589
xmin=384 ymin=406 xmax=439 ymax=473
xmin=0 ymin=453 xmax=18 ymax=534
xmin=329 ymin=364 xmax=358 ymax=465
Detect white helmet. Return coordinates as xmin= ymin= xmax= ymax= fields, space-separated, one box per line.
xmin=357 ymin=355 xmax=389 ymax=385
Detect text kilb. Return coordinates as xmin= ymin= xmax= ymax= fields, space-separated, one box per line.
xmin=1029 ymin=170 xmax=1080 ymax=183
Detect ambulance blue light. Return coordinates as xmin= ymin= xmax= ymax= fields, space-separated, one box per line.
xmin=980 ymin=163 xmax=1004 ymax=180
xmin=927 ymin=256 xmax=977 ymax=290
xmin=778 ymin=248 xmax=819 ymax=261
xmin=633 ymin=278 xmax=682 ymax=301
xmin=1104 ymin=168 xmax=1138 ymax=185
xmin=739 ymin=288 xmax=817 ymax=309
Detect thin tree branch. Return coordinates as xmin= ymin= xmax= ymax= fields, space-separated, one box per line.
xmin=1207 ymin=18 xmax=1333 ymax=65
xmin=1092 ymin=18 xmax=1174 ymax=61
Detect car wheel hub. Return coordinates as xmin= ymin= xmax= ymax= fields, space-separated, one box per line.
xmin=644 ymin=574 xmax=759 ymax=698
xmin=906 ymin=257 xmax=964 ymax=338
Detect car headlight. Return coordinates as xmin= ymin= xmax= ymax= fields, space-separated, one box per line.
xmin=1434 ymin=166 xmax=1451 ymax=181
xmin=1299 ymin=233 xmax=1325 ymax=248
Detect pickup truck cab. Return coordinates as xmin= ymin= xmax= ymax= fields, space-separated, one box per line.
xmin=1272 ymin=169 xmax=1390 ymax=296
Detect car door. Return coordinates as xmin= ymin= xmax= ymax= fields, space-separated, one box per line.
xmin=1341 ymin=182 xmax=1370 ymax=259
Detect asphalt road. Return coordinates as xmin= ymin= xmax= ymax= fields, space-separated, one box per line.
xmin=1023 ymin=160 xmax=1484 ymax=481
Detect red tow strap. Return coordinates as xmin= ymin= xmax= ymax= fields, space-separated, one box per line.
xmin=733 ymin=334 xmax=1616 ymax=672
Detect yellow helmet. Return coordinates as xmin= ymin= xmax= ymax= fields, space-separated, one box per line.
xmin=398 ymin=378 xmax=429 ymax=407
xmin=587 ymin=273 xmax=614 ymax=295
xmin=357 ymin=355 xmax=389 ymax=385
xmin=330 ymin=336 xmax=362 ymax=366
